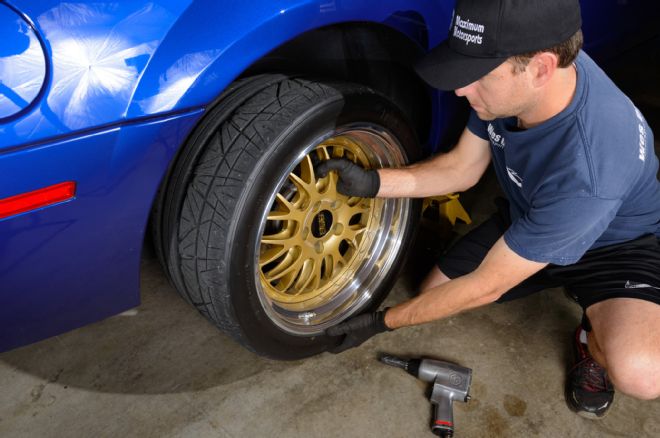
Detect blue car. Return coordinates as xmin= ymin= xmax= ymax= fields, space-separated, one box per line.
xmin=1 ymin=0 xmax=657 ymax=359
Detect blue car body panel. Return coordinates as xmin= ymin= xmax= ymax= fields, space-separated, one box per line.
xmin=0 ymin=0 xmax=658 ymax=351
xmin=0 ymin=110 xmax=203 ymax=350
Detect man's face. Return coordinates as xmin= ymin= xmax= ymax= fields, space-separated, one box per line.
xmin=455 ymin=60 xmax=534 ymax=121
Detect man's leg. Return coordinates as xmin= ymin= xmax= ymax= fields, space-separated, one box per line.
xmin=419 ymin=198 xmax=556 ymax=298
xmin=419 ymin=199 xmax=510 ymax=294
xmin=419 ymin=266 xmax=451 ymax=293
xmin=585 ymin=297 xmax=660 ymax=400
xmin=559 ymin=235 xmax=660 ymax=417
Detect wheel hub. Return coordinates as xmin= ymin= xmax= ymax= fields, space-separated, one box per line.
xmin=311 ymin=209 xmax=333 ymax=238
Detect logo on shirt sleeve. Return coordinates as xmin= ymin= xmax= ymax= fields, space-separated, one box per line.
xmin=506 ymin=167 xmax=523 ymax=188
xmin=487 ymin=123 xmax=506 ymax=149
xmin=634 ymin=108 xmax=647 ymax=162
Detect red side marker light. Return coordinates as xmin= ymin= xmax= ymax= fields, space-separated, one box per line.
xmin=0 ymin=182 xmax=77 ymax=219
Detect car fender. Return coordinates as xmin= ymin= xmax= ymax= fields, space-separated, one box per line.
xmin=127 ymin=0 xmax=451 ymax=118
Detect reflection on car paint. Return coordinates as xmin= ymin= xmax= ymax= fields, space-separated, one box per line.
xmin=139 ymin=49 xmax=221 ymax=114
xmin=37 ymin=3 xmax=167 ymax=128
xmin=0 ymin=4 xmax=46 ymax=119
xmin=319 ymin=1 xmax=338 ymax=13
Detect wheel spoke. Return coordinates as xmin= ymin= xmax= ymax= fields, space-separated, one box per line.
xmin=317 ymin=146 xmax=331 ymax=161
xmin=293 ymin=259 xmax=315 ymax=293
xmin=299 ymin=155 xmax=316 ymax=185
xmin=322 ymin=254 xmax=333 ymax=279
xmin=288 ymin=172 xmax=312 ymax=200
xmin=261 ymin=226 xmax=296 ymax=245
xmin=267 ymin=210 xmax=293 ymax=221
xmin=271 ymin=193 xmax=297 ymax=215
xmin=310 ymin=259 xmax=323 ymax=290
xmin=347 ymin=199 xmax=371 ymax=213
xmin=344 ymin=226 xmax=366 ymax=248
xmin=330 ymin=247 xmax=346 ymax=274
xmin=259 ymin=245 xmax=288 ymax=266
xmin=264 ymin=248 xmax=303 ymax=282
xmin=277 ymin=270 xmax=299 ymax=292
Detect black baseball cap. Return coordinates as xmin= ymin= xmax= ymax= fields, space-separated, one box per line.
xmin=415 ymin=0 xmax=582 ymax=90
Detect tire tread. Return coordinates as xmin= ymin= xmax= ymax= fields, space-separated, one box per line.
xmin=178 ymin=78 xmax=336 ymax=348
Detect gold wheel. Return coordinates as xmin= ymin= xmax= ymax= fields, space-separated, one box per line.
xmin=255 ymin=126 xmax=412 ymax=334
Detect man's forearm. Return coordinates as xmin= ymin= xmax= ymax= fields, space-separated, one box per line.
xmin=376 ymin=158 xmax=475 ymax=198
xmin=384 ymin=238 xmax=548 ymax=329
xmin=374 ymin=127 xmax=492 ymax=198
xmin=384 ymin=272 xmax=500 ymax=329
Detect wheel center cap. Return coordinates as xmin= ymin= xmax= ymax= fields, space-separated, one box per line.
xmin=311 ymin=210 xmax=333 ymax=238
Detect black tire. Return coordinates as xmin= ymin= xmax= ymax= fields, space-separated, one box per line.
xmin=169 ymin=76 xmax=420 ymax=359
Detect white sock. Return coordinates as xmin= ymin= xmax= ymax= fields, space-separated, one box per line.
xmin=579 ymin=328 xmax=588 ymax=344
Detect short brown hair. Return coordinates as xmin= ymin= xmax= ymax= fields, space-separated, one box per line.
xmin=510 ymin=29 xmax=584 ymax=74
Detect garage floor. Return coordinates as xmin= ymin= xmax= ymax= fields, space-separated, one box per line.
xmin=2 ymin=42 xmax=659 ymax=438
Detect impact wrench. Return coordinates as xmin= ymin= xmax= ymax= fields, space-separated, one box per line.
xmin=379 ymin=354 xmax=473 ymax=437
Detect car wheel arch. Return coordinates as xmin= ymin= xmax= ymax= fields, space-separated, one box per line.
xmin=149 ymin=20 xmax=438 ymax=268
xmin=126 ymin=3 xmax=438 ymax=127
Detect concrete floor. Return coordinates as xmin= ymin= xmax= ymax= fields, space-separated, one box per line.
xmin=2 ymin=43 xmax=660 ymax=438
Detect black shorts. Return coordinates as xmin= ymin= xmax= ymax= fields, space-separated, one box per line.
xmin=438 ymin=199 xmax=660 ymax=310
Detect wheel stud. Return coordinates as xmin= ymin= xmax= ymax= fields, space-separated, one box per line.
xmin=314 ymin=241 xmax=324 ymax=254
xmin=334 ymin=223 xmax=344 ymax=235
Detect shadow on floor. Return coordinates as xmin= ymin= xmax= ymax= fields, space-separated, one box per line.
xmin=0 ymin=249 xmax=301 ymax=395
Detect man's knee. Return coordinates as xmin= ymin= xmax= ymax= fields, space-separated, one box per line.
xmin=585 ymin=298 xmax=660 ymax=400
xmin=605 ymin=352 xmax=660 ymax=400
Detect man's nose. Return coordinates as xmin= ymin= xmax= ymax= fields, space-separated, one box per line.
xmin=454 ymin=82 xmax=477 ymax=97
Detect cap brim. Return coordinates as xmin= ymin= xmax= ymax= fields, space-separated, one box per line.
xmin=414 ymin=41 xmax=508 ymax=91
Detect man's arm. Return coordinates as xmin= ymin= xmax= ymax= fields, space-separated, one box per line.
xmin=384 ymin=237 xmax=548 ymax=328
xmin=324 ymin=236 xmax=548 ymax=353
xmin=377 ymin=127 xmax=492 ymax=198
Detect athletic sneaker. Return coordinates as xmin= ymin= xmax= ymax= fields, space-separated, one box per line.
xmin=565 ymin=328 xmax=615 ymax=418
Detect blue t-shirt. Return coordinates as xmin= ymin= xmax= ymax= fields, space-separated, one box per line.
xmin=467 ymin=51 xmax=660 ymax=265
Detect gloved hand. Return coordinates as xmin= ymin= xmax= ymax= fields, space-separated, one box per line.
xmin=315 ymin=159 xmax=380 ymax=198
xmin=326 ymin=308 xmax=392 ymax=353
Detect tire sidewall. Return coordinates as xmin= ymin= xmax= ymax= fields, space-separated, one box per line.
xmin=227 ymin=85 xmax=420 ymax=358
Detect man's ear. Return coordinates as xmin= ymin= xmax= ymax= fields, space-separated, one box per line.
xmin=530 ymin=52 xmax=559 ymax=87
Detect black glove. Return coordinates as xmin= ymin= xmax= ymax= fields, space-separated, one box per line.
xmin=315 ymin=159 xmax=380 ymax=197
xmin=326 ymin=309 xmax=392 ymax=353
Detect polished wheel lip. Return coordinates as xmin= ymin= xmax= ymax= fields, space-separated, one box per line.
xmin=253 ymin=123 xmax=412 ymax=336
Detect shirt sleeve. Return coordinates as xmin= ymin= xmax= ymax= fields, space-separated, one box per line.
xmin=504 ymin=196 xmax=622 ymax=265
xmin=466 ymin=109 xmax=489 ymax=140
